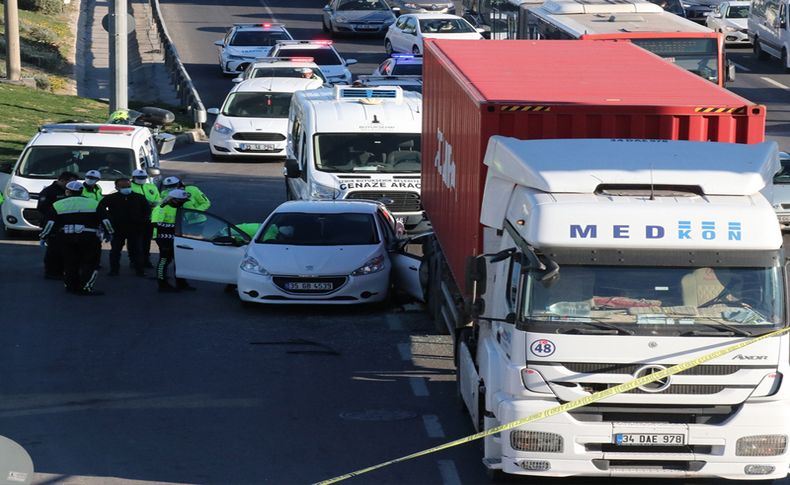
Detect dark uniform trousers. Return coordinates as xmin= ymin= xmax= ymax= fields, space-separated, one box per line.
xmin=61 ymin=233 xmax=101 ymax=292
xmin=111 ymin=230 xmax=144 ymax=272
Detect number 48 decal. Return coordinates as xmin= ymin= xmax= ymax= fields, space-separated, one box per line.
xmin=530 ymin=339 xmax=556 ymax=357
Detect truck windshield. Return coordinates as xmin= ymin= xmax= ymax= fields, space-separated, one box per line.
xmin=221 ymin=92 xmax=292 ymax=118
xmin=314 ymin=133 xmax=421 ymax=173
xmin=523 ymin=265 xmax=784 ymax=335
xmin=16 ymin=146 xmax=136 ymax=180
xmin=630 ymin=38 xmax=719 ymax=84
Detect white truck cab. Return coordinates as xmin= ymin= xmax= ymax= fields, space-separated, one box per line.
xmin=458 ymin=137 xmax=790 ymax=480
xmin=1 ymin=124 xmax=165 ymax=233
xmin=284 ymin=84 xmax=426 ymax=231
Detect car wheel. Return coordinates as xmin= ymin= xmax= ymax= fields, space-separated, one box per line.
xmin=385 ymin=39 xmax=393 ymax=56
xmin=412 ymin=45 xmax=420 ymax=55
xmin=755 ymin=37 xmax=770 ymax=60
xmin=782 ymin=48 xmax=790 ymax=73
xmin=209 ymin=152 xmax=225 ymax=162
xmin=322 ymin=18 xmax=329 ymax=33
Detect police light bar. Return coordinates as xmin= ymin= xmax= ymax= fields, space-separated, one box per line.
xmin=391 ymin=54 xmax=421 ymax=59
xmin=39 ymin=124 xmax=136 ymax=134
xmin=275 ymin=40 xmax=332 ymax=46
xmin=233 ymin=22 xmax=284 ymax=28
xmin=289 ymin=57 xmax=315 ymax=62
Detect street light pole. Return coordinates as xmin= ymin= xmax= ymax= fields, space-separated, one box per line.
xmin=4 ymin=0 xmax=22 ymax=81
xmin=109 ymin=0 xmax=128 ymax=112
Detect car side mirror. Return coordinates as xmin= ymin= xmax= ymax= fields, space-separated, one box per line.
xmin=346 ymin=58 xmax=358 ymax=65
xmin=147 ymin=167 xmax=161 ymax=177
xmin=284 ymin=158 xmax=301 ymax=178
xmin=207 ymin=108 xmax=220 ymax=115
xmin=0 ymin=160 xmax=13 ymax=174
xmin=392 ymin=6 xmax=400 ymax=11
xmin=726 ymin=59 xmax=736 ymax=82
xmin=232 ymin=77 xmax=242 ymax=83
xmin=214 ymin=40 xmax=224 ymax=47
xmin=323 ymin=4 xmax=331 ymax=10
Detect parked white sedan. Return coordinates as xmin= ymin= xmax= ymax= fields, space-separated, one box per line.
xmin=384 ymin=13 xmax=483 ymax=55
xmin=706 ymin=1 xmax=750 ymax=45
xmin=172 ymin=201 xmax=425 ymax=305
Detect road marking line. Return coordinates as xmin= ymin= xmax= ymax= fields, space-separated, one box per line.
xmin=761 ymin=76 xmax=790 ymax=90
xmin=422 ymin=415 xmax=445 ymax=438
xmin=386 ymin=314 xmax=403 ymax=331
xmin=255 ymin=0 xmax=277 ymax=20
xmin=437 ymin=460 xmax=462 ymax=485
xmin=409 ymin=377 xmax=429 ymax=397
xmin=397 ymin=342 xmax=411 ymax=361
xmin=733 ymin=62 xmax=752 ymax=72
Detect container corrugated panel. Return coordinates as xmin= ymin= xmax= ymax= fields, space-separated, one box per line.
xmin=422 ymin=39 xmax=766 ymax=295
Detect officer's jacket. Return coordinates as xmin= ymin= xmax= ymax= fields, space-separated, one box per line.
xmin=132 ymin=182 xmax=160 ymax=207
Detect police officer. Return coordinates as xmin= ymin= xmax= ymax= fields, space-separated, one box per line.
xmin=131 ymin=169 xmax=160 ymax=267
xmin=81 ymin=170 xmax=103 ymax=201
xmin=40 ymin=181 xmax=113 ymax=295
xmin=151 ymin=189 xmax=194 ymax=292
xmin=38 ymin=171 xmax=78 ymax=279
xmin=160 ymin=176 xmax=211 ymax=212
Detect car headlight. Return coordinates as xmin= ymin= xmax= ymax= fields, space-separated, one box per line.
xmin=723 ymin=25 xmax=737 ymax=32
xmin=310 ymin=182 xmax=340 ymax=200
xmin=351 ymin=255 xmax=386 ymax=276
xmin=240 ymin=256 xmax=270 ymax=276
xmin=213 ymin=122 xmax=233 ymax=135
xmin=7 ymin=183 xmax=29 ymax=201
xmin=336 ymin=16 xmax=349 ymax=23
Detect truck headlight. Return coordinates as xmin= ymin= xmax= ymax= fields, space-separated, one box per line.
xmin=310 ymin=182 xmax=340 ymax=200
xmin=351 ymin=255 xmax=385 ymax=276
xmin=736 ymin=435 xmax=787 ymax=456
xmin=240 ymin=256 xmax=270 ymax=276
xmin=7 ymin=183 xmax=29 ymax=201
xmin=510 ymin=431 xmax=563 ymax=453
xmin=213 ymin=122 xmax=233 ymax=135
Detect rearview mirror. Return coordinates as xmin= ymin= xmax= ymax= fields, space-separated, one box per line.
xmin=207 ymin=108 xmax=220 ymax=115
xmin=0 ymin=160 xmax=13 ymax=174
xmin=284 ymin=158 xmax=301 ymax=178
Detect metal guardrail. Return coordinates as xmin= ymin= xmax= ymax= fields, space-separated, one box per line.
xmin=148 ymin=0 xmax=207 ymax=128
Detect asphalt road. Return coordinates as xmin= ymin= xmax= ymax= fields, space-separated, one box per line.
xmin=1 ymin=1 xmax=790 ymax=484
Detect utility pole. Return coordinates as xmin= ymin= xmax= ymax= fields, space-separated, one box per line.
xmin=109 ymin=0 xmax=128 ymax=112
xmin=4 ymin=0 xmax=22 ymax=81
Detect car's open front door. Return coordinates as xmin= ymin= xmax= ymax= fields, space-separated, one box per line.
xmin=174 ymin=209 xmax=250 ymax=284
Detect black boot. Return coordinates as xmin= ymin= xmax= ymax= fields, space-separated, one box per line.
xmin=158 ymin=281 xmax=180 ymax=293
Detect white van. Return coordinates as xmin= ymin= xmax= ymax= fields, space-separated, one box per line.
xmin=748 ymin=0 xmax=790 ymax=69
xmin=284 ymin=85 xmax=426 ymax=231
xmin=1 ymin=123 xmax=166 ymax=234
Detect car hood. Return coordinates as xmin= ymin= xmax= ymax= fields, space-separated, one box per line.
xmin=771 ymin=183 xmax=790 ymax=208
xmin=220 ymin=116 xmax=288 ymax=133
xmin=723 ymin=18 xmax=748 ymax=28
xmin=11 ymin=177 xmax=116 ymax=195
xmin=250 ymin=244 xmax=382 ymax=275
xmin=421 ymin=32 xmax=483 ymax=40
xmin=226 ymin=46 xmax=274 ymax=58
xmin=334 ymin=10 xmax=394 ymax=21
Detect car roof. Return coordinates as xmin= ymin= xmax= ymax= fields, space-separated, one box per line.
xmin=406 ymin=13 xmax=466 ymax=19
xmin=231 ymin=23 xmax=288 ymax=32
xmin=232 ymin=77 xmax=324 ymax=93
xmin=32 ymin=124 xmax=149 ymax=148
xmin=274 ymin=41 xmax=338 ymax=51
xmin=273 ymin=200 xmax=381 ymax=214
xmin=250 ymin=60 xmax=322 ymax=69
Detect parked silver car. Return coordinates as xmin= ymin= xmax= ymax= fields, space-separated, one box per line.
xmin=322 ymin=0 xmax=397 ymax=36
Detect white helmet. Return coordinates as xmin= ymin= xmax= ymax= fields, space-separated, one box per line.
xmin=85 ymin=169 xmax=101 ymax=180
xmin=65 ymin=181 xmax=83 ymax=192
xmin=167 ymin=189 xmax=190 ymax=200
xmin=132 ymin=169 xmax=148 ymax=178
xmin=162 ymin=176 xmax=181 ymax=187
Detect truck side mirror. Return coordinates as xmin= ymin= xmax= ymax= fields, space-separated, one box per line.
xmin=465 ymin=254 xmax=488 ymax=296
xmin=726 ymin=60 xmax=736 ymax=82
xmin=284 ymin=158 xmax=301 ymax=178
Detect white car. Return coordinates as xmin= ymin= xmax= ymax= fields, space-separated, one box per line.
xmin=270 ymin=40 xmax=357 ymax=84
xmin=384 ymin=13 xmax=483 ymax=55
xmin=706 ymin=1 xmax=750 ymax=44
xmin=172 ymin=200 xmax=425 ymax=305
xmin=232 ymin=57 xmax=328 ymax=84
xmin=214 ymin=23 xmax=293 ymax=75
xmin=356 ymin=75 xmax=423 ymax=93
xmin=207 ymin=77 xmax=323 ymax=160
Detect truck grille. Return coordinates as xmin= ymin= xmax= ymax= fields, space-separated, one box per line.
xmin=560 ymin=363 xmax=748 ymax=376
xmin=272 ymin=276 xmax=347 ymax=294
xmin=569 ymin=404 xmax=739 ymax=425
xmin=582 ymin=383 xmax=727 ymax=395
xmin=346 ymin=191 xmax=421 ymax=212
xmin=232 ymin=132 xmax=285 ymax=141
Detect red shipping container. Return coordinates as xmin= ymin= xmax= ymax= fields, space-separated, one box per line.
xmin=421 ymin=39 xmax=766 ymax=295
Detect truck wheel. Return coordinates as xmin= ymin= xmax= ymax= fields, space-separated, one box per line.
xmin=755 ymin=38 xmax=769 ymax=60
xmin=412 ymin=45 xmax=421 ymax=55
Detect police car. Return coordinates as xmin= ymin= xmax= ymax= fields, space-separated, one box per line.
xmin=1 ymin=124 xmax=167 ymax=233
xmin=207 ymin=77 xmax=323 ymax=160
xmin=269 ymin=40 xmax=357 ymax=85
xmin=232 ymin=57 xmax=328 ymax=84
xmin=214 ymin=23 xmax=294 ymax=75
xmin=372 ymin=54 xmax=423 ymax=76
xmin=356 ymin=75 xmax=423 ymax=93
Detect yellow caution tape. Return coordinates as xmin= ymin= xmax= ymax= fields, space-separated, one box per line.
xmin=316 ymin=325 xmax=790 ymax=484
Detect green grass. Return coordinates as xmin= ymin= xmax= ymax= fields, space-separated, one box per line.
xmin=0 ymin=83 xmax=109 ymax=164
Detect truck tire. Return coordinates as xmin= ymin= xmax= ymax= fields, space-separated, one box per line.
xmin=755 ymin=38 xmax=770 ymax=60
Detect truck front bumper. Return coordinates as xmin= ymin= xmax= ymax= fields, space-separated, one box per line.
xmin=493 ymin=397 xmax=790 ymax=480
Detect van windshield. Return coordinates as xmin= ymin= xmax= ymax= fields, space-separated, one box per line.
xmin=16 ymin=146 xmax=136 ymax=180
xmin=222 ymin=92 xmax=293 ymax=118
xmin=314 ymin=133 xmax=421 ymax=173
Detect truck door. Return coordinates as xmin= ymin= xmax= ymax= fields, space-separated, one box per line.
xmin=174 ymin=209 xmax=250 ymax=284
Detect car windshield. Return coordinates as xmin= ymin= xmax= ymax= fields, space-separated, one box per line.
xmin=16 ymin=146 xmax=136 ymax=180
xmin=314 ymin=133 xmax=421 ymax=173
xmin=274 ymin=48 xmax=342 ymax=65
xmin=523 ymin=265 xmax=784 ymax=335
xmin=775 ymin=159 xmax=790 ymax=184
xmin=727 ymin=5 xmax=749 ymax=17
xmin=221 ymin=92 xmax=293 ymax=118
xmin=631 ymin=37 xmax=719 ymax=84
xmin=337 ymin=0 xmax=388 ymax=10
xmin=256 ymin=212 xmax=380 ymax=245
xmin=419 ymin=18 xmax=476 ymax=33
xmin=251 ymin=66 xmax=326 ymax=82
xmin=230 ymin=30 xmax=290 ymax=47
xmin=392 ymin=63 xmax=422 ymax=75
